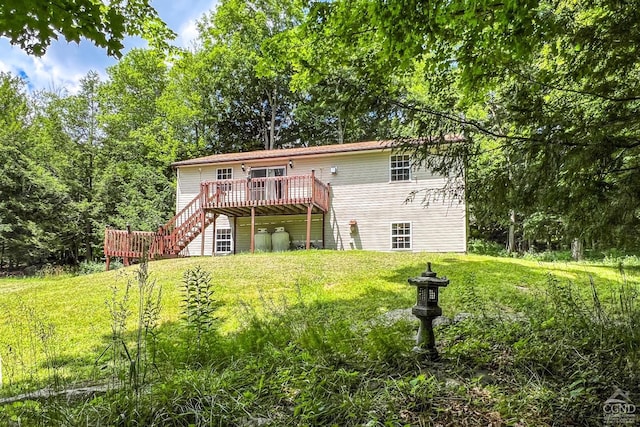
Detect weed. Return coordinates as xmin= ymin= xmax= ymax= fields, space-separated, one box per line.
xmin=181 ymin=266 xmax=219 ymax=348
xmin=0 ymin=301 xmax=63 ymax=394
xmin=133 ymin=258 xmax=162 ymax=391
xmin=35 ymin=264 xmax=67 ymax=278
xmin=96 ymin=257 xmax=162 ymax=394
xmin=96 ymin=271 xmax=133 ymax=391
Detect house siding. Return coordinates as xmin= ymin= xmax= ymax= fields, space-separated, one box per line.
xmin=176 ymin=149 xmax=466 ymax=255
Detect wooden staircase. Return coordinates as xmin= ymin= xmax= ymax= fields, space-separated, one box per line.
xmin=104 ymin=173 xmax=332 ymax=269
xmin=104 ymin=184 xmax=216 ymax=270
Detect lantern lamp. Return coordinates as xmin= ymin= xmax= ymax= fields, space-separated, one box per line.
xmin=408 ymin=262 xmax=449 ymax=360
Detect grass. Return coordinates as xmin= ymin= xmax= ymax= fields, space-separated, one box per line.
xmin=0 ymin=251 xmax=638 ymax=425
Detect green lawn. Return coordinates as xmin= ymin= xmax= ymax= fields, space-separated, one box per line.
xmin=0 ymin=251 xmax=638 ymax=425
xmin=0 ymin=252 xmax=630 ymax=373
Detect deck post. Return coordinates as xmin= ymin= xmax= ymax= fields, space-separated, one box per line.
xmin=212 ymin=214 xmax=217 ymax=256
xmin=124 ymin=224 xmax=131 ymax=267
xmin=310 ymin=170 xmax=315 ymax=203
xmin=322 ymin=213 xmax=326 ymax=249
xmin=158 ymin=225 xmax=165 ymax=255
xmin=200 ymin=210 xmax=206 ymax=256
xmin=306 ymin=203 xmax=313 ymax=250
xmin=200 ymin=183 xmax=206 ymax=256
xmin=233 ymin=217 xmax=237 ymax=255
xmin=250 ymin=206 xmax=256 ymax=253
xmin=106 ymin=256 xmax=111 ymax=271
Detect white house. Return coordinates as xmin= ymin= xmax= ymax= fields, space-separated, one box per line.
xmin=168 ymin=140 xmax=467 ymax=255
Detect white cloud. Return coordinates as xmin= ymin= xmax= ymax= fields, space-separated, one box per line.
xmin=177 ymin=19 xmax=200 ymax=48
xmin=0 ymin=37 xmax=117 ymax=94
xmin=172 ymin=0 xmax=219 ymax=48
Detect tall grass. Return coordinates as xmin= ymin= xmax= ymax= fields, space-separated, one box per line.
xmin=0 ymin=252 xmax=639 ymax=425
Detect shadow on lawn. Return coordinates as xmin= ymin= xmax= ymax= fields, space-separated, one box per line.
xmin=382 ymin=255 xmax=639 ymax=317
xmin=4 ymin=254 xmax=637 ymax=402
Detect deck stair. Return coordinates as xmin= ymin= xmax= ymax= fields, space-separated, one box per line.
xmin=104 ymin=183 xmax=216 ymax=270
xmin=104 ymin=173 xmax=330 ymax=270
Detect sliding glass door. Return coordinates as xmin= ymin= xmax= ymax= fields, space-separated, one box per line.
xmin=249 ymin=166 xmax=286 ymax=200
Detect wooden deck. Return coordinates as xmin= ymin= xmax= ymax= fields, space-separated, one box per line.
xmin=103 ymin=228 xmax=160 ymax=269
xmin=103 ymin=173 xmax=330 ymax=268
xmin=200 ymin=173 xmax=330 ymax=217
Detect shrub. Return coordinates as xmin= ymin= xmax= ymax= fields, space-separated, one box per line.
xmin=77 ymin=260 xmax=122 ymax=275
xmin=522 ymin=250 xmax=573 ymax=262
xmin=467 ymin=239 xmax=507 ymax=256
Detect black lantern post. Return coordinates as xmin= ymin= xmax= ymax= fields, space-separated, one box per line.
xmin=408 ymin=262 xmax=449 ymax=360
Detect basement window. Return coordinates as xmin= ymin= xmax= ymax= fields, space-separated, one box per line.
xmin=390 ymin=155 xmax=411 ymax=182
xmin=216 ymin=228 xmax=232 ymax=254
xmin=391 ymin=222 xmax=412 ymax=250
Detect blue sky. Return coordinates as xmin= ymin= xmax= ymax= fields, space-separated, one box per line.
xmin=0 ymin=0 xmax=218 ymax=93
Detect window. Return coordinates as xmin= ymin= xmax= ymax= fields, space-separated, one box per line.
xmin=216 ymin=168 xmax=233 ymax=192
xmin=391 ymin=222 xmax=412 ymax=250
xmin=216 ymin=228 xmax=232 ymax=253
xmin=390 ymin=154 xmax=411 ymax=182
xmin=217 ymin=168 xmax=232 ymax=180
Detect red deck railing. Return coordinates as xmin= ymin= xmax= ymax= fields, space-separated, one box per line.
xmin=152 ymin=182 xmax=216 ymax=256
xmin=103 ymin=173 xmax=330 ymax=269
xmin=201 ymin=173 xmax=330 ymax=212
xmin=103 ymin=229 xmax=159 ymax=268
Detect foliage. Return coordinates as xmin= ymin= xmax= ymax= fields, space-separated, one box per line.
xmin=0 ymin=0 xmax=173 ymax=57
xmin=31 ymin=72 xmax=105 ymax=262
xmin=0 ymin=252 xmax=638 ymax=425
xmin=298 ymin=0 xmax=640 ymax=251
xmin=77 ymin=260 xmax=121 ymax=275
xmin=0 ymin=73 xmax=75 ymax=268
xmin=180 ymin=265 xmax=220 ymax=358
xmin=193 ymin=0 xmax=303 ymax=151
xmin=441 ymin=272 xmax=640 ymax=425
xmin=467 ymin=239 xmax=507 ymax=257
xmin=0 ymin=50 xmax=178 ymax=267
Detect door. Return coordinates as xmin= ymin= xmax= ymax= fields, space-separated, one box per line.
xmin=250 ymin=166 xmax=286 ymax=201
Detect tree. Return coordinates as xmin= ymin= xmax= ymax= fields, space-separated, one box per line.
xmin=51 ymin=72 xmax=105 ymax=261
xmin=0 ymin=0 xmax=174 ymax=57
xmin=196 ymin=0 xmax=303 ymax=151
xmin=0 ymin=74 xmax=74 ymax=267
xmin=286 ymin=22 xmax=401 ymax=145
xmin=98 ymin=49 xmax=175 ymax=231
xmin=302 ymin=0 xmax=640 ymax=251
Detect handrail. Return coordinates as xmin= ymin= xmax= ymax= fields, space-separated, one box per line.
xmin=104 ymin=173 xmax=331 ymax=269
xmin=104 ymin=229 xmax=158 ymax=258
xmin=201 ymin=174 xmax=330 ymax=211
xmin=154 ymin=182 xmax=209 ymax=253
xmin=312 ymin=177 xmax=330 ymax=212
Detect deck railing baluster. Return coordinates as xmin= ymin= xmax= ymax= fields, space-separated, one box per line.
xmin=105 ymin=173 xmax=330 ymax=268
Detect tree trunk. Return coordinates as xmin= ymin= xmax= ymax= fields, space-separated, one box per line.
xmin=507 ymin=209 xmax=516 ymax=253
xmin=0 ymin=241 xmax=4 ymax=270
xmin=85 ymin=222 xmax=93 ymax=261
xmin=260 ymin=108 xmax=269 ymax=150
xmin=268 ymin=89 xmax=277 ymax=150
xmin=571 ymin=238 xmax=583 ymax=261
xmin=85 ymin=154 xmax=93 ymax=261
